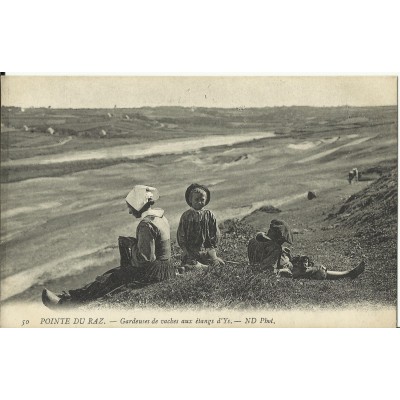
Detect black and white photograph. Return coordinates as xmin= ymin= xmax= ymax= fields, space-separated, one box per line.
xmin=1 ymin=2 xmax=399 ymax=399
xmin=0 ymin=75 xmax=397 ymax=327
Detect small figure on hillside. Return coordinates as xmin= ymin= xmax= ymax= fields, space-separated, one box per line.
xmin=348 ymin=168 xmax=359 ymax=184
xmin=177 ymin=183 xmax=225 ymax=272
xmin=348 ymin=170 xmax=355 ymax=184
xmin=247 ymin=219 xmax=365 ymax=280
xmin=352 ymin=167 xmax=359 ymax=182
xmin=42 ymin=185 xmax=174 ymax=308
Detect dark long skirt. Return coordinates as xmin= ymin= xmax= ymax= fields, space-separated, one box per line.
xmin=66 ymin=236 xmax=175 ymax=303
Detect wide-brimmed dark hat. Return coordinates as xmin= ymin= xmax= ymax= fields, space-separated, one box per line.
xmin=266 ymin=219 xmax=293 ymax=244
xmin=185 ymin=183 xmax=210 ymax=207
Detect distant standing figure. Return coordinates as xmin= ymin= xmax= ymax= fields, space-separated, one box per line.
xmin=177 ymin=183 xmax=225 ymax=272
xmin=352 ymin=168 xmax=359 ymax=182
xmin=348 ymin=170 xmax=354 ymax=184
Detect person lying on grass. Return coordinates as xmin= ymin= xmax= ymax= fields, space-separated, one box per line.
xmin=177 ymin=183 xmax=225 ymax=272
xmin=247 ymin=219 xmax=365 ymax=280
xmin=42 ymin=185 xmax=175 ymax=308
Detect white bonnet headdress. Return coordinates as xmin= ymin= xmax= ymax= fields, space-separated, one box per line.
xmin=125 ymin=185 xmax=159 ymax=211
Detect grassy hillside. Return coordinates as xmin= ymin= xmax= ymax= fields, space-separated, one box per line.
xmin=90 ymin=164 xmax=397 ymax=310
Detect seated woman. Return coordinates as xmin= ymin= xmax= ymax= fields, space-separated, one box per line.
xmin=247 ymin=219 xmax=365 ymax=280
xmin=42 ymin=185 xmax=175 ymax=308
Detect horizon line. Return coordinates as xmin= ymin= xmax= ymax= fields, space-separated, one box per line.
xmin=1 ymin=104 xmax=397 ymax=110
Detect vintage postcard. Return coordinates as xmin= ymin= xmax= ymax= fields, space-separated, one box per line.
xmin=0 ymin=75 xmax=397 ymax=328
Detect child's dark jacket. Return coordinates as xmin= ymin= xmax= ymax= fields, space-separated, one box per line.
xmin=177 ymin=208 xmax=220 ymax=255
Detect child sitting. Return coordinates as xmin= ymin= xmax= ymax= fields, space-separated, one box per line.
xmin=247 ymin=219 xmax=293 ymax=274
xmin=247 ymin=219 xmax=365 ymax=280
xmin=177 ymin=183 xmax=225 ymax=271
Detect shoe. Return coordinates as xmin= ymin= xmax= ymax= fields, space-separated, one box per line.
xmin=42 ymin=288 xmax=61 ymax=309
xmin=348 ymin=261 xmax=366 ymax=279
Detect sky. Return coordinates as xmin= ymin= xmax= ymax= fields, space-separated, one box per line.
xmin=1 ymin=76 xmax=397 ymax=109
